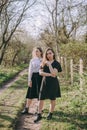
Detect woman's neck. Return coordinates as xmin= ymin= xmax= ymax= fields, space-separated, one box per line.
xmin=49 ymin=59 xmax=54 ymax=63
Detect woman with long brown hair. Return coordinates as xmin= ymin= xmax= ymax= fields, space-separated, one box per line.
xmin=34 ymin=47 xmax=62 ymax=122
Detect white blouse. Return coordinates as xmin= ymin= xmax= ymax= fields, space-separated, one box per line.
xmin=28 ymin=57 xmax=42 ymax=82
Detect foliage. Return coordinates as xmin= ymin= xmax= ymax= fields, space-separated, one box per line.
xmin=2 ymin=35 xmax=35 ymax=66
xmin=0 ymin=0 xmax=37 ymax=64
xmin=60 ymin=42 xmax=87 ymax=67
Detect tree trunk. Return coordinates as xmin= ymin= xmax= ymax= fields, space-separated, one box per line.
xmin=55 ymin=0 xmax=60 ymax=59
xmin=11 ymin=51 xmax=20 ymax=66
xmin=0 ymin=43 xmax=7 ymax=65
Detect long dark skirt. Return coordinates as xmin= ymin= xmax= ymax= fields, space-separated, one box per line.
xmin=39 ymin=76 xmax=61 ymax=100
xmin=26 ymin=72 xmax=42 ymax=99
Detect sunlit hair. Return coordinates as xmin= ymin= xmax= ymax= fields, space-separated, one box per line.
xmin=41 ymin=47 xmax=56 ymax=67
xmin=32 ymin=47 xmax=43 ymax=58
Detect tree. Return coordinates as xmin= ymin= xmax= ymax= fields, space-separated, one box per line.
xmin=2 ymin=28 xmax=36 ymax=66
xmin=0 ymin=0 xmax=8 ymax=15
xmin=39 ymin=0 xmax=87 ymax=55
xmin=0 ymin=0 xmax=37 ymax=64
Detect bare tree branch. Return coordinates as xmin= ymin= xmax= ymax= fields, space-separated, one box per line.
xmin=0 ymin=0 xmax=37 ymax=64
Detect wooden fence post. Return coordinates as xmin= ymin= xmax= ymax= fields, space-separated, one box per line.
xmin=61 ymin=56 xmax=63 ymax=68
xmin=79 ymin=59 xmax=83 ymax=90
xmin=58 ymin=56 xmax=60 ymax=63
xmin=64 ymin=57 xmax=68 ymax=79
xmin=70 ymin=59 xmax=73 ymax=85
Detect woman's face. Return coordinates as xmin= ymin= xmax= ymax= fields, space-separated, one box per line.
xmin=46 ymin=50 xmax=54 ymax=61
xmin=35 ymin=49 xmax=42 ymax=57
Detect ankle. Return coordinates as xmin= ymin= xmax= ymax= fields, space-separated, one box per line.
xmin=38 ymin=113 xmax=42 ymax=116
xmin=47 ymin=112 xmax=53 ymax=120
xmin=21 ymin=107 xmax=28 ymax=114
xmin=25 ymin=106 xmax=29 ymax=109
xmin=25 ymin=107 xmax=28 ymax=110
xmin=49 ymin=112 xmax=53 ymax=115
xmin=34 ymin=113 xmax=42 ymax=123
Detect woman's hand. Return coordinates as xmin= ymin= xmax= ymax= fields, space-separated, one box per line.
xmin=28 ymin=81 xmax=32 ymax=87
xmin=45 ymin=61 xmax=58 ymax=77
xmin=50 ymin=73 xmax=56 ymax=77
xmin=45 ymin=61 xmax=51 ymax=66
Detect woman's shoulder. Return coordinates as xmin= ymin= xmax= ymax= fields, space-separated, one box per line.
xmin=53 ymin=60 xmax=60 ymax=64
xmin=53 ymin=60 xmax=61 ymax=67
xmin=53 ymin=60 xmax=62 ymax=72
xmin=29 ymin=58 xmax=35 ymax=63
xmin=31 ymin=57 xmax=38 ymax=61
xmin=30 ymin=58 xmax=33 ymax=62
xmin=30 ymin=57 xmax=42 ymax=63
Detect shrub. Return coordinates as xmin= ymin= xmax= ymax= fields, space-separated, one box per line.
xmin=60 ymin=42 xmax=87 ymax=67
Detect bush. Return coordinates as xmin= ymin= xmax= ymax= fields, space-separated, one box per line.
xmin=60 ymin=42 xmax=87 ymax=67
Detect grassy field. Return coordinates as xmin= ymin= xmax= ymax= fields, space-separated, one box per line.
xmin=0 ymin=73 xmax=28 ymax=130
xmin=0 ymin=64 xmax=28 ymax=87
xmin=40 ymin=81 xmax=87 ymax=130
xmin=0 ymin=68 xmax=87 ymax=130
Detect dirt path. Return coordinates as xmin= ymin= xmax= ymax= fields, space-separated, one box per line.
xmin=0 ymin=68 xmax=41 ymax=130
xmin=15 ymin=99 xmax=41 ymax=130
xmin=0 ymin=68 xmax=27 ymax=94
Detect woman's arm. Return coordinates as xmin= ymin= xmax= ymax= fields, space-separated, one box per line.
xmin=28 ymin=60 xmax=33 ymax=87
xmin=46 ymin=61 xmax=58 ymax=76
xmin=39 ymin=69 xmax=52 ymax=77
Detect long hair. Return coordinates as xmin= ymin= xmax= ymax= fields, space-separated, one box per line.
xmin=41 ymin=47 xmax=56 ymax=67
xmin=32 ymin=47 xmax=43 ymax=58
xmin=37 ymin=47 xmax=43 ymax=58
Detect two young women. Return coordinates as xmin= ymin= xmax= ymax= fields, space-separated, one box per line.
xmin=22 ymin=47 xmax=62 ymax=123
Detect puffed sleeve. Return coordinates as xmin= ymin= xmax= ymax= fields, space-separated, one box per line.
xmin=54 ymin=61 xmax=62 ymax=72
xmin=28 ymin=59 xmax=33 ymax=82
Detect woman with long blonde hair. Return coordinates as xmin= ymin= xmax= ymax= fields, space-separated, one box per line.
xmin=21 ymin=47 xmax=43 ymax=114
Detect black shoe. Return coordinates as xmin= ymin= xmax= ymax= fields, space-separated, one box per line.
xmin=34 ymin=106 xmax=38 ymax=115
xmin=35 ymin=111 xmax=38 ymax=115
xmin=34 ymin=113 xmax=42 ymax=123
xmin=42 ymin=109 xmax=44 ymax=113
xmin=47 ymin=113 xmax=52 ymax=120
xmin=35 ymin=110 xmax=44 ymax=115
xmin=21 ymin=108 xmax=28 ymax=114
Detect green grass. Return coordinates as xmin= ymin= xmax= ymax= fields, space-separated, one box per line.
xmin=0 ymin=66 xmax=87 ymax=130
xmin=40 ymin=83 xmax=87 ymax=130
xmin=41 ymin=71 xmax=87 ymax=130
xmin=0 ymin=73 xmax=28 ymax=130
xmin=0 ymin=64 xmax=28 ymax=87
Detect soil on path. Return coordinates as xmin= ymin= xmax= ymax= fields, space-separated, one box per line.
xmin=0 ymin=68 xmax=41 ymax=130
xmin=15 ymin=99 xmax=41 ymax=130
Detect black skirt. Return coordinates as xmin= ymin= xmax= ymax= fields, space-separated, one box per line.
xmin=26 ymin=72 xmax=42 ymax=99
xmin=39 ymin=76 xmax=61 ymax=100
